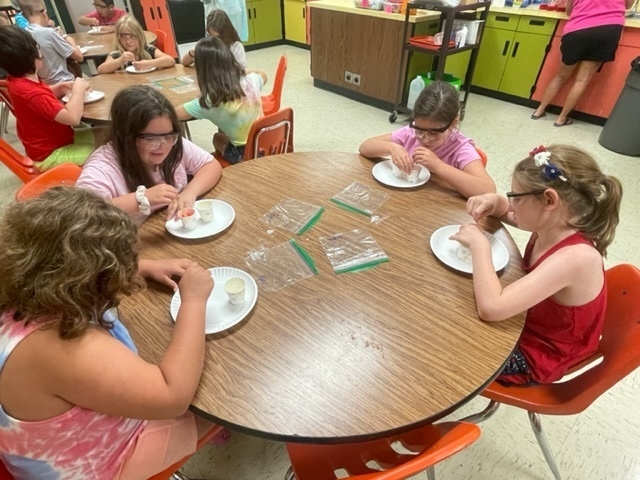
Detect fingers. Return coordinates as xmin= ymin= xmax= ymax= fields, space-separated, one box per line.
xmin=162 ymin=275 xmax=179 ymax=292
xmin=166 ymin=198 xmax=179 ymax=220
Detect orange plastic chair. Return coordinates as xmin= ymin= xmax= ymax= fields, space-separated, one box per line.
xmin=261 ymin=55 xmax=287 ymax=116
xmin=284 ymin=421 xmax=481 ymax=480
xmin=15 ymin=163 xmax=82 ymax=201
xmin=475 ymin=147 xmax=488 ymax=166
xmin=0 ymin=138 xmax=39 ymax=183
xmin=151 ymin=29 xmax=167 ymax=53
xmin=464 ymin=263 xmax=640 ymax=480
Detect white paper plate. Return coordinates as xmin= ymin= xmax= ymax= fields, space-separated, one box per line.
xmin=165 ymin=199 xmax=235 ymax=239
xmin=61 ymin=90 xmax=105 ymax=104
xmin=372 ymin=159 xmax=430 ymax=188
xmin=170 ymin=267 xmax=258 ymax=334
xmin=126 ymin=65 xmax=157 ymax=74
xmin=430 ymin=225 xmax=509 ymax=274
xmin=87 ymin=28 xmax=109 ymax=35
xmin=79 ymin=46 xmax=89 ymax=54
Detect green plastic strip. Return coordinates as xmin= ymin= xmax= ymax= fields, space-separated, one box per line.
xmin=334 ymin=257 xmax=389 ymax=274
xmin=330 ymin=198 xmax=371 ymax=217
xmin=296 ymin=207 xmax=325 ymax=235
xmin=289 ymin=239 xmax=319 ymax=275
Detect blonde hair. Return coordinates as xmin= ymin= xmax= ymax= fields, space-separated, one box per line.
xmin=0 ymin=187 xmax=144 ymax=339
xmin=113 ymin=15 xmax=152 ymax=61
xmin=513 ymin=145 xmax=622 ymax=256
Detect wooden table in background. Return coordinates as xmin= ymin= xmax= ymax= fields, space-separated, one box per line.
xmin=81 ymin=64 xmax=198 ymax=124
xmin=68 ymin=30 xmax=157 ymax=59
xmin=120 ymin=152 xmax=526 ymax=443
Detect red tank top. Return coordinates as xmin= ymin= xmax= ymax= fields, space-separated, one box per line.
xmin=518 ymin=232 xmax=606 ymax=383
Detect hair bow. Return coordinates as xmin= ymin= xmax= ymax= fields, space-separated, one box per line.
xmin=529 ymin=145 xmax=567 ymax=182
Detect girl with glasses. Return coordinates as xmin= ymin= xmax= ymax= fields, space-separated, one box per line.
xmin=452 ymin=145 xmax=622 ymax=385
xmin=359 ymin=81 xmax=495 ymax=198
xmin=97 ymin=15 xmax=175 ymax=74
xmin=76 ymin=85 xmax=222 ymax=223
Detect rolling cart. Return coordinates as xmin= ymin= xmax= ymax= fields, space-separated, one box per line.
xmin=389 ymin=0 xmax=491 ymax=123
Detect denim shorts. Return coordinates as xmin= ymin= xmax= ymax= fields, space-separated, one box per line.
xmin=223 ymin=143 xmax=245 ymax=165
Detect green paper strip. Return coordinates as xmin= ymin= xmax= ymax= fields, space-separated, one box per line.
xmin=330 ymin=198 xmax=371 ymax=217
xmin=297 ymin=207 xmax=325 ymax=235
xmin=289 ymin=239 xmax=319 ymax=275
xmin=334 ymin=257 xmax=389 ymax=274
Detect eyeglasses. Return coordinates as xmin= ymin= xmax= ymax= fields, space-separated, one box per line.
xmin=409 ymin=120 xmax=452 ymax=140
xmin=136 ymin=133 xmax=180 ymax=149
xmin=119 ymin=33 xmax=137 ymax=40
xmin=506 ymin=189 xmax=546 ymax=204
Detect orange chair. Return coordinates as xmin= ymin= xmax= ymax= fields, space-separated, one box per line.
xmin=0 ymin=138 xmax=39 ymax=183
xmin=284 ymin=421 xmax=481 ymax=480
xmin=15 ymin=163 xmax=82 ymax=201
xmin=0 ymin=80 xmax=16 ymax=139
xmin=151 ymin=29 xmax=167 ymax=53
xmin=261 ymin=55 xmax=287 ymax=116
xmin=464 ymin=263 xmax=640 ymax=480
xmin=475 ymin=147 xmax=488 ymax=167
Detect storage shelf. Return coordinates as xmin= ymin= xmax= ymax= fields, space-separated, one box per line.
xmin=404 ymin=42 xmax=480 ymax=55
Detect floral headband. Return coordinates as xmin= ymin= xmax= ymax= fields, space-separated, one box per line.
xmin=529 ymin=145 xmax=567 ymax=182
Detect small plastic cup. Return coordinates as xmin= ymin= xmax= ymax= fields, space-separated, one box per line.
xmin=391 ymin=162 xmax=405 ymax=179
xmin=178 ymin=207 xmax=197 ymax=230
xmin=195 ymin=200 xmax=214 ymax=223
xmin=224 ymin=277 xmax=245 ymax=305
xmin=406 ymin=166 xmax=421 ymax=183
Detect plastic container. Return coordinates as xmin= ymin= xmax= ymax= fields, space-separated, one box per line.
xmin=383 ymin=0 xmax=402 ymax=12
xmin=407 ymin=75 xmax=426 ymax=110
xmin=422 ymin=72 xmax=462 ymax=91
xmin=453 ymin=19 xmax=484 ymax=44
xmin=354 ymin=0 xmax=383 ymax=9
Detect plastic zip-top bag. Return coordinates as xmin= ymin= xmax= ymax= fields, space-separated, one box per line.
xmin=261 ymin=197 xmax=324 ymax=235
xmin=331 ymin=182 xmax=389 ymax=217
xmin=319 ymin=228 xmax=389 ymax=274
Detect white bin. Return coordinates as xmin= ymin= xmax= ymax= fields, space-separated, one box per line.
xmin=453 ymin=20 xmax=484 ymax=44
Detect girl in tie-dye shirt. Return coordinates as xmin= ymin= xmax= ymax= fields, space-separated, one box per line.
xmin=0 ymin=187 xmax=216 ymax=479
xmin=176 ymin=35 xmax=267 ymax=165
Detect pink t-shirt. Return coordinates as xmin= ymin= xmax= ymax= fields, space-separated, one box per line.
xmin=563 ymin=0 xmax=626 ymax=35
xmin=390 ymin=126 xmax=479 ymax=170
xmin=85 ymin=8 xmax=127 ymax=26
xmin=76 ymin=138 xmax=213 ymax=222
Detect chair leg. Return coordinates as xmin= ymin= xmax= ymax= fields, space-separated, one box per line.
xmin=460 ymin=400 xmax=501 ymax=424
xmin=426 ymin=466 xmax=436 ymax=480
xmin=0 ymin=104 xmax=8 ymax=138
xmin=284 ymin=466 xmax=295 ymax=480
xmin=528 ymin=411 xmax=562 ymax=480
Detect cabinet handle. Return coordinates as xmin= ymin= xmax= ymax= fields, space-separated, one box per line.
xmin=511 ymin=41 xmax=520 ymax=57
xmin=156 ymin=6 xmax=162 ymax=20
xmin=248 ymin=8 xmax=251 ymax=20
xmin=502 ymin=40 xmax=510 ymax=56
xmin=303 ymin=7 xmax=306 ymax=19
xmin=253 ymin=7 xmax=257 ymax=18
xmin=529 ymin=19 xmax=545 ymax=26
xmin=495 ymin=15 xmax=510 ymax=22
xmin=149 ymin=6 xmax=155 ymax=20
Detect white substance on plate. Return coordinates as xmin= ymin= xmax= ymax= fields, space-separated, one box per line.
xmin=456 ymin=244 xmax=472 ymax=263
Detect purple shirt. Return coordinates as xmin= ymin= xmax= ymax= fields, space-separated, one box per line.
xmin=390 ymin=126 xmax=479 ymax=170
xmin=563 ymin=0 xmax=626 ymax=36
xmin=76 ymin=138 xmax=213 ymax=222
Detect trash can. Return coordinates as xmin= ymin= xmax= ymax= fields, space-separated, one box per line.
xmin=598 ymin=57 xmax=640 ymax=156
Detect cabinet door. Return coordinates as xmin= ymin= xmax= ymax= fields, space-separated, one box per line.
xmin=140 ymin=0 xmax=159 ymax=30
xmin=284 ymin=0 xmax=307 ymax=44
xmin=499 ymin=31 xmax=550 ymax=98
xmin=252 ymin=0 xmax=283 ymax=44
xmin=472 ymin=27 xmax=514 ymax=91
xmin=151 ymin=0 xmax=178 ymax=58
xmin=245 ymin=1 xmax=255 ymax=45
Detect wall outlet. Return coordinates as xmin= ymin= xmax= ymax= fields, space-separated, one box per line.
xmin=344 ymin=71 xmax=353 ymax=83
xmin=353 ymin=74 xmax=361 ymax=86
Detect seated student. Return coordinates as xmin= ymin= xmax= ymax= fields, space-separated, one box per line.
xmin=97 ymin=15 xmax=175 ymax=74
xmin=76 ymin=85 xmax=222 ymax=224
xmin=19 ymin=0 xmax=83 ymax=85
xmin=78 ymin=0 xmax=126 ymax=29
xmin=0 ymin=187 xmax=219 ymax=479
xmin=0 ymin=26 xmax=96 ymax=172
xmin=359 ymin=81 xmax=495 ymax=198
xmin=176 ymin=36 xmax=266 ymax=164
xmin=181 ymin=9 xmax=247 ymax=68
xmin=453 ymin=145 xmax=622 ymax=385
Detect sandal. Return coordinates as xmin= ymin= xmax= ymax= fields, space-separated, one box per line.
xmin=553 ymin=118 xmax=574 ymax=127
xmin=530 ymin=112 xmax=546 ymax=120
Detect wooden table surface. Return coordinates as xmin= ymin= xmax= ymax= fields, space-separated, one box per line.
xmin=68 ymin=30 xmax=157 ymax=59
xmin=81 ymin=64 xmax=198 ymax=124
xmin=119 ymin=152 xmax=526 ymax=443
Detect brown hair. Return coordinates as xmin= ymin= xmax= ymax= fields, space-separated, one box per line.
xmin=0 ymin=187 xmax=143 ymax=339
xmin=194 ymin=36 xmax=245 ymax=108
xmin=513 ymin=145 xmax=622 ymax=256
xmin=413 ymin=80 xmax=460 ymax=126
xmin=113 ymin=15 xmax=152 ymax=61
xmin=206 ymin=9 xmax=241 ymax=47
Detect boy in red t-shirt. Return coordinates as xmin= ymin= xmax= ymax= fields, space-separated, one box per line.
xmin=0 ymin=26 xmax=96 ymax=172
xmin=78 ymin=0 xmax=127 ymax=30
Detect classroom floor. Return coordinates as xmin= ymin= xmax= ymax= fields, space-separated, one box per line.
xmin=1 ymin=44 xmax=639 ymax=480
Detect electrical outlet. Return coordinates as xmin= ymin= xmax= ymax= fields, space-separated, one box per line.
xmin=353 ymin=74 xmax=361 ymax=86
xmin=344 ymin=71 xmax=353 ymax=83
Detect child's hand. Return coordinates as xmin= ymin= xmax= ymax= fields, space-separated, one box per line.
xmin=389 ymin=144 xmax=413 ymax=173
xmin=87 ymin=18 xmax=100 ymax=27
xmin=450 ymin=223 xmax=488 ymax=250
xmin=146 ymin=184 xmax=180 ymax=209
xmin=139 ymin=258 xmax=195 ymax=291
xmin=121 ymin=51 xmax=136 ymax=65
xmin=179 ymin=263 xmax=214 ymax=305
xmin=413 ymin=147 xmax=443 ymax=174
xmin=71 ymin=78 xmax=91 ymax=94
xmin=466 ymin=193 xmax=503 ymax=222
xmin=133 ymin=60 xmax=153 ymax=70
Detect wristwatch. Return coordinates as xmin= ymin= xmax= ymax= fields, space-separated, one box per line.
xmin=135 ymin=185 xmax=151 ymax=215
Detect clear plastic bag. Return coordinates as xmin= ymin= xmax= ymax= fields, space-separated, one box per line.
xmin=319 ymin=228 xmax=389 ymax=274
xmin=331 ymin=182 xmax=390 ymax=217
xmin=245 ymin=239 xmax=319 ymax=291
xmin=261 ymin=197 xmax=324 ymax=235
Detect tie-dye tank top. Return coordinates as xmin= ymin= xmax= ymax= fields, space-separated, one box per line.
xmin=0 ymin=311 xmax=146 ymax=479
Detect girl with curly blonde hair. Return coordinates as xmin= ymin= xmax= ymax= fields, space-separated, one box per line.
xmin=0 ymin=187 xmax=218 ymax=478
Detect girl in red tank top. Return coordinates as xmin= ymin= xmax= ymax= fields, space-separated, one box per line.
xmin=451 ymin=145 xmax=622 ymax=384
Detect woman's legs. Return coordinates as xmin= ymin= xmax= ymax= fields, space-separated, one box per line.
xmin=532 ymin=62 xmax=578 ymax=118
xmin=555 ymin=60 xmax=602 ymax=125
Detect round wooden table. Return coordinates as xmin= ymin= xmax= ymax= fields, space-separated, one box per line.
xmin=81 ymin=64 xmax=198 ymax=124
xmin=67 ymin=30 xmax=157 ymax=59
xmin=120 ymin=152 xmax=526 ymax=443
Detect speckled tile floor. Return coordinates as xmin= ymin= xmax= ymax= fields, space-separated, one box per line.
xmin=1 ymin=45 xmax=638 ymax=480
